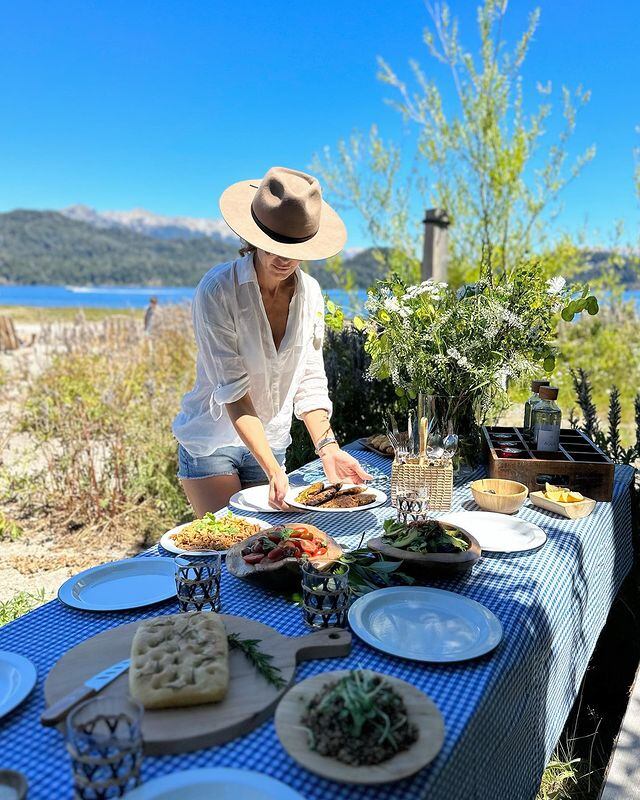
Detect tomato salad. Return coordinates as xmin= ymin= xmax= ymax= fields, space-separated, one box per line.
xmin=241 ymin=524 xmax=328 ymax=565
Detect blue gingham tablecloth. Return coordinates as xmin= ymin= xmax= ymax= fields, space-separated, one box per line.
xmin=0 ymin=443 xmax=635 ymax=800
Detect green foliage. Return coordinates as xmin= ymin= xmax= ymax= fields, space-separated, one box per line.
xmin=20 ymin=321 xmax=194 ymax=538
xmin=314 ymin=0 xmax=594 ymax=286
xmin=324 ymin=298 xmax=345 ymax=332
xmin=362 ymin=267 xmax=597 ymax=422
xmin=286 ymin=325 xmax=400 ymax=471
xmin=0 ymin=511 xmax=23 ymax=541
xmin=0 ymin=589 xmax=45 ymax=626
xmin=537 ymin=755 xmax=581 ymax=800
xmin=570 ymin=369 xmax=639 ymax=464
xmin=311 ymin=128 xmax=422 ymax=283
xmin=556 ymin=305 xmax=640 ymax=444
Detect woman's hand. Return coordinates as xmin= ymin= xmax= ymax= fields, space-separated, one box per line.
xmin=320 ymin=446 xmax=372 ymax=485
xmin=268 ymin=466 xmax=290 ymax=509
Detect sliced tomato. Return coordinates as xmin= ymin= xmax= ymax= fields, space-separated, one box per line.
xmin=315 ymin=546 xmax=327 ymax=556
xmin=287 ymin=524 xmax=315 ymax=540
xmin=295 ymin=539 xmax=319 ymax=555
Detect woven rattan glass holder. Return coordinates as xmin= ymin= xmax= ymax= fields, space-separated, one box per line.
xmin=391 ymin=459 xmax=453 ymax=511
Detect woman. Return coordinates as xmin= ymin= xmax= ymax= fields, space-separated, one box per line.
xmin=173 ymin=166 xmax=371 ymax=516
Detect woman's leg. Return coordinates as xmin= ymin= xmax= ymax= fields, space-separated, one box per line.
xmin=180 ymin=474 xmax=242 ymax=518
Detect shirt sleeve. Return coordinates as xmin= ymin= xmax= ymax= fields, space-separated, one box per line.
xmin=192 ymin=278 xmax=250 ymax=418
xmin=293 ymin=287 xmax=333 ymax=420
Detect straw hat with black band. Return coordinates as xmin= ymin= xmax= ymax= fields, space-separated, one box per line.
xmin=219 ymin=166 xmax=347 ymax=261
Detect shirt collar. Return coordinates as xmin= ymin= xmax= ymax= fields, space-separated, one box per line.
xmin=236 ymin=253 xmax=305 ymax=301
xmin=236 ymin=253 xmax=257 ymax=285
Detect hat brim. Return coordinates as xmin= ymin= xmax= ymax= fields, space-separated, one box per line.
xmin=219 ymin=179 xmax=347 ymax=261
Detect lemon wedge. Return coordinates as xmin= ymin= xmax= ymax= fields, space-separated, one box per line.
xmin=544 ymin=483 xmax=584 ymax=503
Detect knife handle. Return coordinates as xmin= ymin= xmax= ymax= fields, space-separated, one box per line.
xmin=41 ymin=685 xmax=95 ymax=727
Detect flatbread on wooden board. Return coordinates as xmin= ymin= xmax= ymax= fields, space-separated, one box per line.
xmin=129 ymin=612 xmax=229 ymax=709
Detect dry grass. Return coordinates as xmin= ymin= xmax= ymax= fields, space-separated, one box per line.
xmin=3 ymin=307 xmax=196 ymax=555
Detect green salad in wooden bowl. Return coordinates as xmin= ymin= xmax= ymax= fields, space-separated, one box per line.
xmin=367 ymin=517 xmax=481 ymax=573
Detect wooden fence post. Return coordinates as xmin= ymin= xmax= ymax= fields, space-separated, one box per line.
xmin=421 ymin=208 xmax=451 ymax=282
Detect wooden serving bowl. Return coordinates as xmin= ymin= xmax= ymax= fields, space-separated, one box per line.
xmin=471 ymin=478 xmax=528 ymax=514
xmin=530 ymin=491 xmax=596 ymax=519
xmin=226 ymin=524 xmax=343 ymax=589
xmin=367 ymin=522 xmax=480 ymax=574
xmin=275 ymin=669 xmax=445 ymax=785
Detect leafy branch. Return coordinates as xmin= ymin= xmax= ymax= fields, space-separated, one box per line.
xmin=339 ymin=547 xmax=415 ymax=596
xmin=227 ymin=633 xmax=286 ymax=690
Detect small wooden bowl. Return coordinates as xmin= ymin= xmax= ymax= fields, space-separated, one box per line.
xmin=274 ymin=669 xmax=445 ymax=785
xmin=530 ymin=491 xmax=596 ymax=519
xmin=367 ymin=523 xmax=481 ymax=574
xmin=471 ymin=479 xmax=528 ymax=514
xmin=226 ymin=524 xmax=343 ymax=589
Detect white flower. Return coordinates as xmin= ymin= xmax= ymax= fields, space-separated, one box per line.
xmin=499 ymin=307 xmax=524 ymax=329
xmin=382 ymin=296 xmax=401 ymax=314
xmin=403 ymin=279 xmax=447 ymax=301
xmin=446 ymin=346 xmax=470 ymax=368
xmin=547 ymin=276 xmax=566 ymax=295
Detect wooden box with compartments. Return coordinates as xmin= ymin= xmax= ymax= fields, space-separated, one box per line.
xmin=482 ymin=426 xmax=614 ymax=501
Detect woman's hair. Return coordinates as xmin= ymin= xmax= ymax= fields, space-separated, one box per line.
xmin=238 ymin=240 xmax=257 ymax=256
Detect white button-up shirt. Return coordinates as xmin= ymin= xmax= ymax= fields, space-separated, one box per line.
xmin=173 ymin=254 xmax=332 ymax=457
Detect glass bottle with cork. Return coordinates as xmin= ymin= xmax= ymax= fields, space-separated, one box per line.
xmin=523 ymin=379 xmax=550 ymax=437
xmin=532 ymin=386 xmax=562 ymax=451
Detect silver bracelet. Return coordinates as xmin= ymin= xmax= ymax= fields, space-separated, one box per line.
xmin=315 ymin=435 xmax=338 ymax=456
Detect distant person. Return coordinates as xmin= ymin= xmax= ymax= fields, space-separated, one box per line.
xmin=172 ymin=166 xmax=371 ymax=516
xmin=144 ymin=296 xmax=158 ymax=333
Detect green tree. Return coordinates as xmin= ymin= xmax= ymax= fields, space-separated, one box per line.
xmin=313 ymin=0 xmax=595 ymax=287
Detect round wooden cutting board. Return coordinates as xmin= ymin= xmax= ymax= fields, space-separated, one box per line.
xmin=274 ymin=669 xmax=445 ymax=785
xmin=44 ymin=615 xmax=351 ymax=755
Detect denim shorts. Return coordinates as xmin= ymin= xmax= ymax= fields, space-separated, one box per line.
xmin=177 ymin=444 xmax=286 ymax=486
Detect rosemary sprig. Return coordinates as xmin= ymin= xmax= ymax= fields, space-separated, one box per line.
xmin=227 ymin=633 xmax=286 ymax=690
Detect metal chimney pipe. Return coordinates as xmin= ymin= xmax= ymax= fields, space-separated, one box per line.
xmin=421 ymin=208 xmax=451 ymax=282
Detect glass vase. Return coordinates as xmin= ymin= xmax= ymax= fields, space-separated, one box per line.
xmin=417 ymin=392 xmax=482 ymax=470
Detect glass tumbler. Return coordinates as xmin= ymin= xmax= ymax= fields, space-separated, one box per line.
xmin=66 ymin=696 xmax=143 ymax=799
xmin=301 ymin=560 xmax=350 ymax=629
xmin=174 ymin=553 xmax=222 ymax=612
xmin=396 ymin=487 xmax=430 ymax=523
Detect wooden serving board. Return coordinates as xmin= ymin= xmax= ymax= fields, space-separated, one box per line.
xmin=44 ymin=614 xmax=351 ymax=755
xmin=530 ymin=491 xmax=596 ymax=519
xmin=274 ymin=669 xmax=445 ymax=785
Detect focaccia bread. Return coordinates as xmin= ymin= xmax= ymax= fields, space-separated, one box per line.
xmin=129 ymin=612 xmax=229 ymax=709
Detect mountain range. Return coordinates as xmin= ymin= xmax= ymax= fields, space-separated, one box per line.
xmin=0 ymin=207 xmax=382 ymax=288
xmin=61 ymin=204 xmax=236 ymax=242
xmin=0 ymin=205 xmax=637 ymax=290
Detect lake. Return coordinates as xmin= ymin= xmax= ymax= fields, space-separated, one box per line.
xmin=1 ymin=284 xmax=638 ymax=317
xmin=0 ymin=284 xmax=368 ymax=317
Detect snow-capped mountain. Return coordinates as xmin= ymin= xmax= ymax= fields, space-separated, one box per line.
xmin=61 ymin=204 xmax=237 ymax=242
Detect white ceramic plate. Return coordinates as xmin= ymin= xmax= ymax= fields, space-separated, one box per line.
xmin=349 ymin=586 xmax=503 ymax=662
xmin=229 ymin=484 xmax=300 ymax=514
xmin=58 ymin=557 xmax=176 ymax=612
xmin=160 ymin=515 xmax=270 ymax=556
xmin=0 ymin=651 xmax=37 ymax=719
xmin=438 ymin=511 xmax=547 ymax=553
xmin=123 ymin=768 xmax=305 ymax=799
xmin=285 ymin=483 xmax=388 ymax=513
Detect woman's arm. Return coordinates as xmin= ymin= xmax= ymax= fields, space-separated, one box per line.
xmin=226 ymin=392 xmax=289 ymax=508
xmin=301 ymin=409 xmax=372 ymax=485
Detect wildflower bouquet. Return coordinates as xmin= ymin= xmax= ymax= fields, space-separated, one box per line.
xmin=357 ymin=263 xmax=599 ymax=463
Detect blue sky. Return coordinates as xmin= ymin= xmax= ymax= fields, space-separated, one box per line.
xmin=1 ymin=0 xmax=639 ymax=249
